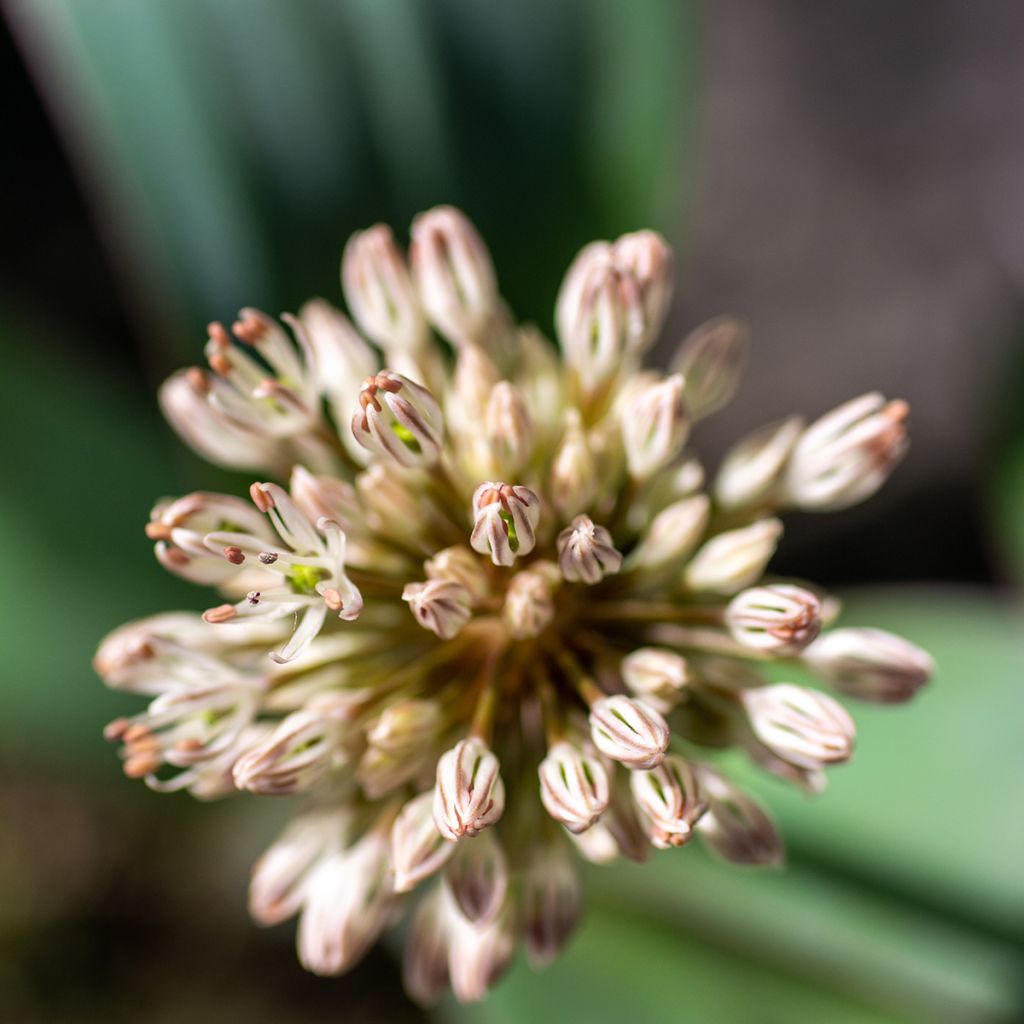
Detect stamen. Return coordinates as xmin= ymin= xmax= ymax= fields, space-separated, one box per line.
xmin=203 ymin=604 xmax=237 ymax=624
xmin=224 ymin=545 xmax=246 ymax=564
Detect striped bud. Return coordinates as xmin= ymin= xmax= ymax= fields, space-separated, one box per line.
xmin=403 ymin=579 xmax=473 ymax=639
xmin=630 ymin=754 xmax=707 ymax=849
xmin=589 ymin=695 xmax=670 ymax=770
xmin=433 ymin=738 xmax=506 ymax=840
xmin=351 ymin=370 xmax=444 ymax=467
xmin=726 ymin=585 xmax=822 ymax=655
xmin=538 ymin=739 xmax=610 ymax=833
xmin=621 ymin=648 xmax=690 ymax=713
xmin=444 ymin=828 xmax=508 ymax=924
xmin=684 ymin=518 xmax=783 ymax=595
xmin=556 ymin=515 xmax=622 ymax=584
xmin=671 ymin=315 xmax=749 ymax=420
xmin=391 ymin=791 xmax=455 ymax=893
xmin=621 ymin=373 xmax=689 ymax=480
xmin=696 ymin=765 xmax=784 ymax=867
xmin=470 ymin=482 xmax=540 ymax=566
xmin=715 ymin=416 xmax=804 ymax=510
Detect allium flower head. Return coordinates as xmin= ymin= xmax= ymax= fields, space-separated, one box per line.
xmin=95 ymin=206 xmax=932 ymax=1004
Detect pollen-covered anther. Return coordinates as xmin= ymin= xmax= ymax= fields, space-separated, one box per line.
xmin=556 ymin=515 xmax=622 ymax=584
xmin=402 ymin=579 xmax=473 ymax=640
xmin=203 ymin=603 xmax=237 ymax=624
xmin=726 ymin=584 xmax=822 ymax=655
xmin=470 ymin=482 xmax=540 ymax=566
xmin=224 ymin=545 xmax=245 ymax=565
xmin=351 ymin=370 xmax=444 ymax=467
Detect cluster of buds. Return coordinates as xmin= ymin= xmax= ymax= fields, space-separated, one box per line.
xmin=96 ymin=207 xmax=932 ymax=1004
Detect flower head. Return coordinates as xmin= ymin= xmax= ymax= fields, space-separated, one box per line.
xmin=96 ymin=207 xmax=930 ymax=1004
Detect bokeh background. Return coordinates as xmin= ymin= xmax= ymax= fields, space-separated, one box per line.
xmin=2 ymin=1 xmax=1023 ymax=1021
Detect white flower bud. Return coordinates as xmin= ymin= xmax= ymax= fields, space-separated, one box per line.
xmin=630 ymin=754 xmax=707 ymax=849
xmin=726 ymin=585 xmax=822 ymax=655
xmin=367 ymin=699 xmax=442 ymax=753
xmin=621 ymin=373 xmax=689 ymax=480
xmin=289 ymin=466 xmax=360 ymax=532
xmin=695 ymin=765 xmax=784 ymax=867
xmin=521 ymin=837 xmax=582 ymax=967
xmin=684 ymin=518 xmax=783 ymax=595
xmin=433 ymin=737 xmax=506 ymax=840
xmin=801 ymin=628 xmax=934 ymax=703
xmin=503 ymin=562 xmax=560 ymax=639
xmin=297 ymin=830 xmax=393 ymax=976
xmin=470 ymin=482 xmax=540 ymax=566
xmin=782 ymin=393 xmax=909 ymax=512
xmin=391 ymin=791 xmax=455 ymax=893
xmin=589 ymin=695 xmax=670 ymax=770
xmin=621 ymin=648 xmax=690 ymax=713
xmin=538 ymin=739 xmax=610 ymax=833
xmin=249 ymin=809 xmax=347 ymax=926
xmin=351 ymin=370 xmax=444 ymax=467
xmin=341 ymin=223 xmax=427 ymax=352
xmin=447 ymin=901 xmax=516 ymax=1004
xmin=444 ymin=828 xmax=508 ymax=924
xmin=410 ymin=206 xmax=498 ymax=346
xmin=485 ymin=381 xmax=533 ymax=476
xmin=403 ymin=887 xmax=450 ymax=1006
xmin=671 ymin=315 xmax=749 ymax=420
xmin=403 ymin=579 xmax=474 ymax=639
xmin=612 ymin=229 xmax=674 ymax=350
xmin=625 ymin=495 xmax=710 ymax=572
xmin=743 ymin=683 xmax=855 ymax=770
xmin=556 ymin=515 xmax=622 ymax=584
xmin=549 ymin=410 xmax=598 ymax=518
xmin=425 ymin=545 xmax=490 ymax=604
xmin=715 ymin=416 xmax=804 ymax=510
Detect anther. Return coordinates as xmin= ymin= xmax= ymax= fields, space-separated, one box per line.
xmin=203 ymin=604 xmax=237 ymax=624
xmin=250 ymin=482 xmax=275 ymax=513
xmin=224 ymin=545 xmax=246 ymax=565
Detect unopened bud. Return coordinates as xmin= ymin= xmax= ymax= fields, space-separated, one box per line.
xmin=783 ymin=393 xmax=909 ymax=512
xmin=503 ymin=562 xmax=559 ymax=639
xmin=447 ymin=902 xmax=516 ymax=1004
xmin=621 ymin=648 xmax=690 ymax=713
xmin=801 ymin=628 xmax=933 ymax=703
xmin=612 ymin=230 xmax=674 ymax=349
xmin=695 ymin=765 xmax=784 ymax=867
xmin=434 ymin=737 xmax=505 ymax=840
xmin=391 ymin=791 xmax=455 ymax=893
xmin=470 ymin=482 xmax=540 ymax=566
xmin=351 ymin=370 xmax=444 ymax=467
xmin=425 ymin=545 xmax=489 ymax=604
xmin=367 ymin=699 xmax=442 ymax=753
xmin=715 ymin=416 xmax=804 ymax=510
xmin=625 ymin=495 xmax=710 ymax=572
xmin=589 ymin=695 xmax=670 ymax=770
xmin=521 ymin=837 xmax=582 ymax=967
xmin=341 ymin=223 xmax=427 ymax=352
xmin=556 ymin=515 xmax=622 ymax=584
xmin=485 ymin=381 xmax=533 ymax=476
xmin=410 ymin=206 xmax=498 ymax=346
xmin=671 ymin=315 xmax=749 ymax=419
xmin=630 ymin=754 xmax=707 ymax=849
xmin=742 ymin=683 xmax=855 ymax=770
xmin=549 ymin=410 xmax=598 ymax=517
xmin=621 ymin=373 xmax=688 ymax=480
xmin=403 ymin=888 xmax=450 ymax=1006
xmin=538 ymin=739 xmax=610 ymax=833
xmin=684 ymin=518 xmax=783 ymax=595
xmin=726 ymin=585 xmax=822 ymax=655
xmin=403 ymin=579 xmax=473 ymax=639
xmin=444 ymin=828 xmax=508 ymax=924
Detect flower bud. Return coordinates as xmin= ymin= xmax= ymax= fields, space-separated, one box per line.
xmin=521 ymin=837 xmax=582 ymax=967
xmin=556 ymin=515 xmax=622 ymax=584
xmin=503 ymin=562 xmax=560 ymax=639
xmin=684 ymin=518 xmax=783 ymax=595
xmin=403 ymin=887 xmax=450 ymax=1006
xmin=403 ymin=579 xmax=474 ymax=639
xmin=444 ymin=828 xmax=508 ymax=924
xmin=726 ymin=585 xmax=822 ymax=655
xmin=549 ymin=410 xmax=598 ymax=518
xmin=447 ymin=902 xmax=516 ymax=1004
xmin=714 ymin=416 xmax=804 ymax=510
xmin=391 ymin=791 xmax=455 ymax=893
xmin=671 ymin=315 xmax=749 ymax=420
xmin=470 ymin=482 xmax=540 ymax=566
xmin=620 ymin=648 xmax=690 ymax=713
xmin=367 ymin=699 xmax=442 ymax=753
xmin=425 ymin=545 xmax=490 ymax=604
xmin=695 ymin=765 xmax=784 ymax=867
xmin=612 ymin=230 xmax=674 ymax=348
xmin=589 ymin=695 xmax=670 ymax=770
xmin=297 ymin=830 xmax=393 ymax=976
xmin=782 ymin=393 xmax=909 ymax=512
xmin=624 ymin=495 xmax=710 ymax=572
xmin=742 ymin=683 xmax=855 ymax=770
xmin=801 ymin=628 xmax=933 ymax=703
xmin=630 ymin=754 xmax=707 ymax=849
xmin=410 ymin=206 xmax=498 ymax=346
xmin=434 ymin=737 xmax=506 ymax=840
xmin=351 ymin=370 xmax=444 ymax=467
xmin=621 ymin=373 xmax=688 ymax=480
xmin=538 ymin=739 xmax=610 ymax=833
xmin=485 ymin=381 xmax=533 ymax=476
xmin=341 ymin=223 xmax=427 ymax=352
xmin=289 ymin=465 xmax=360 ymax=532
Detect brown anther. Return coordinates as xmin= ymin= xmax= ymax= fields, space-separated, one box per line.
xmin=476 ymin=482 xmax=514 ymax=509
xmin=163 ymin=548 xmax=190 ymax=566
xmin=209 ymin=352 xmax=233 ymax=377
xmin=145 ymin=522 xmax=173 ymax=541
xmin=126 ymin=735 xmax=162 ymax=756
xmin=186 ymin=367 xmax=211 ymax=395
xmin=246 ymin=591 xmax=261 ymax=605
xmin=232 ymin=312 xmax=268 ymax=345
xmin=103 ymin=718 xmax=132 ymax=742
xmin=175 ymin=737 xmax=204 ymax=753
xmin=323 ymin=588 xmax=344 ymax=611
xmin=250 ymin=482 xmax=275 ymax=513
xmin=123 ymin=754 xmax=160 ymax=779
xmin=123 ymin=722 xmax=152 ymax=743
xmin=203 ymin=603 xmax=237 ymax=624
xmin=224 ymin=545 xmax=245 ymax=565
xmin=207 ymin=321 xmax=232 ymax=348
xmin=258 ymin=552 xmax=279 ymax=565
xmin=359 ymin=371 xmax=403 ymax=413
